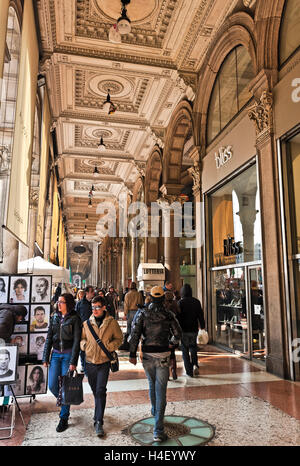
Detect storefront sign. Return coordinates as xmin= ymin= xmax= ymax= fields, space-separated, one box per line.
xmin=215 ymin=146 xmax=233 ymax=169
xmin=223 ymin=236 xmax=242 ymax=256
xmin=291 ymin=78 xmax=300 ymax=103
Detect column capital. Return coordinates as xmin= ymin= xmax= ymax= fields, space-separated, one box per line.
xmin=188 ymin=160 xmax=202 ymax=197
xmin=248 ymin=90 xmax=273 ymax=148
xmin=30 ymin=188 xmax=39 ymax=208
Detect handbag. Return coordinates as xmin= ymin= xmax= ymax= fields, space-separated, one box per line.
xmin=86 ymin=320 xmax=119 ymax=372
xmin=58 ymin=370 xmax=84 ymax=406
xmin=197 ymin=329 xmax=209 ymax=345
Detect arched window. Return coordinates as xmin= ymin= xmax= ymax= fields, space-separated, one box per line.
xmin=0 ymin=6 xmax=21 ymax=155
xmin=279 ymin=0 xmax=300 ymax=66
xmin=207 ymin=46 xmax=254 ymax=144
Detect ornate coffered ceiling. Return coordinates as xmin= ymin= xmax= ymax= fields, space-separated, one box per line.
xmin=36 ymin=0 xmax=239 ymax=274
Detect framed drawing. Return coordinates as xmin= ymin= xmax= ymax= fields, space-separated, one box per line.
xmin=30 ymin=304 xmax=50 ymax=332
xmin=4 ymin=365 xmax=26 ymax=396
xmin=10 ymin=334 xmax=28 ymax=355
xmin=25 ymin=364 xmax=48 ymax=395
xmin=29 ymin=333 xmax=46 ymax=360
xmin=9 ymin=276 xmax=31 ymax=304
xmin=14 ymin=323 xmax=28 ymax=333
xmin=31 ymin=276 xmax=51 ymax=303
xmin=0 ymin=276 xmax=9 ymax=303
xmin=11 ymin=304 xmax=30 ymax=322
xmin=0 ymin=345 xmax=18 ymax=385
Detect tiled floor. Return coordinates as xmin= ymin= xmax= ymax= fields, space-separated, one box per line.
xmin=1 ymin=344 xmax=300 ymax=446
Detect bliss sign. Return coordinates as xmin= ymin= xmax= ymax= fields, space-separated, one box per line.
xmin=215 ymin=145 xmax=233 ymax=169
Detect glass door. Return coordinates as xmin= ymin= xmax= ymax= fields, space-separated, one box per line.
xmin=212 ymin=267 xmax=249 ymax=356
xmin=248 ymin=266 xmax=265 ymax=362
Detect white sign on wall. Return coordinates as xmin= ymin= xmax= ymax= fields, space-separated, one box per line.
xmin=215 ymin=146 xmax=233 ymax=169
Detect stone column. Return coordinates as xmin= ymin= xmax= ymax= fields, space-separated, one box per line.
xmin=43 ymin=205 xmax=52 ymax=262
xmin=107 ymin=248 xmax=112 ymax=287
xmin=145 ymin=206 xmax=159 ymax=263
xmin=188 ymin=157 xmax=203 ymax=301
xmin=131 ymin=237 xmax=136 ymax=282
xmin=248 ymin=83 xmax=289 ymax=378
xmin=102 ymin=254 xmax=107 ymax=288
xmin=121 ymin=238 xmax=128 ymax=289
xmin=158 ymin=185 xmax=184 ymax=293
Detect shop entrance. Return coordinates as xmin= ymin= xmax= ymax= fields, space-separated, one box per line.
xmin=212 ymin=264 xmax=265 ymax=361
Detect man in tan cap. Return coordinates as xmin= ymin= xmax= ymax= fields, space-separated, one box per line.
xmin=128 ymin=285 xmax=182 ymax=443
xmin=119 ymin=282 xmax=144 ymax=350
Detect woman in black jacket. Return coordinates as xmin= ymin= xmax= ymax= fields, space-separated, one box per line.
xmin=43 ymin=293 xmax=81 ymax=433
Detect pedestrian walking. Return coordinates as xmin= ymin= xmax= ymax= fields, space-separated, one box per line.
xmin=120 ymin=282 xmax=143 ymax=350
xmin=75 ymin=285 xmax=95 ymax=373
xmin=80 ymin=296 xmax=123 ymax=437
xmin=177 ymin=284 xmax=205 ymax=377
xmin=164 ymin=291 xmax=180 ymax=380
xmin=43 ymin=293 xmax=81 ymax=433
xmin=129 ymin=286 xmax=182 ymax=443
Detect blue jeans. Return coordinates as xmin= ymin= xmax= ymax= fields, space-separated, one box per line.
xmin=48 ymin=352 xmax=72 ymax=420
xmin=142 ymin=354 xmax=170 ymax=437
xmin=86 ymin=361 xmax=110 ymax=424
xmin=181 ymin=332 xmax=198 ymax=376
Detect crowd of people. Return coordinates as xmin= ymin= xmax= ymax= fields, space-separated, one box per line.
xmin=0 ymin=279 xmax=205 ymax=443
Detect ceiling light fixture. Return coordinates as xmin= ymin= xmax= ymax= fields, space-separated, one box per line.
xmin=102 ymin=89 xmax=116 ymax=114
xmin=109 ymin=23 xmax=121 ymax=44
xmin=93 ymin=166 xmax=99 ymax=176
xmin=117 ymin=0 xmax=131 ymax=35
xmin=88 ymin=198 xmax=93 ymax=208
xmin=98 ymin=136 xmax=106 ymax=152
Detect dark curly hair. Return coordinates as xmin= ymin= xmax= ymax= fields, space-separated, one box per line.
xmin=13 ymin=278 xmax=27 ymax=291
xmin=60 ymin=293 xmax=76 ymax=313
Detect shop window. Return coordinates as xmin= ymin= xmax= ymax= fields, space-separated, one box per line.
xmin=286 ymin=133 xmax=300 ymax=337
xmin=279 ymin=0 xmax=300 ymax=66
xmin=209 ymin=163 xmax=262 ymax=267
xmin=207 ymin=46 xmax=254 ymax=144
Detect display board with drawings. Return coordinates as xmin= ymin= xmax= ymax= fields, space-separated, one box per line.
xmin=0 ymin=274 xmax=51 ymax=396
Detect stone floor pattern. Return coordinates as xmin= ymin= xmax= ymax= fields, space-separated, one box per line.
xmin=1 ymin=344 xmax=300 ymax=446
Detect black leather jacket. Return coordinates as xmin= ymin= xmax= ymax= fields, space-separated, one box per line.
xmin=43 ymin=310 xmax=82 ymax=366
xmin=128 ymin=301 xmax=182 ymax=357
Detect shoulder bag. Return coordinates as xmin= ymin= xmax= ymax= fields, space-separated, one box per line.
xmin=86 ymin=319 xmax=119 ymax=372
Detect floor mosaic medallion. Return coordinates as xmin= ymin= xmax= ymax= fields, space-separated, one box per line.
xmin=129 ymin=415 xmax=215 ymax=446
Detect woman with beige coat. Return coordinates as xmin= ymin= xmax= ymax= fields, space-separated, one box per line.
xmin=80 ymin=295 xmax=123 ymax=437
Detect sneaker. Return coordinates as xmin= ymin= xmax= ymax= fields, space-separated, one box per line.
xmin=193 ymin=365 xmax=199 ymax=376
xmin=153 ymin=433 xmax=168 ymax=443
xmin=94 ymin=421 xmax=105 ymax=437
xmin=56 ymin=418 xmax=68 ymax=433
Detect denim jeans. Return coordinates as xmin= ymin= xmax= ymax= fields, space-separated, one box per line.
xmin=86 ymin=361 xmax=110 ymax=425
xmin=126 ymin=310 xmax=138 ymax=340
xmin=181 ymin=332 xmax=198 ymax=376
xmin=142 ymin=354 xmax=170 ymax=437
xmin=48 ymin=351 xmax=72 ymax=420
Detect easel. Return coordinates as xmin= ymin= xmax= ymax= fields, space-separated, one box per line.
xmin=0 ymin=383 xmax=27 ymax=433
xmin=8 ymin=384 xmax=26 ymax=429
